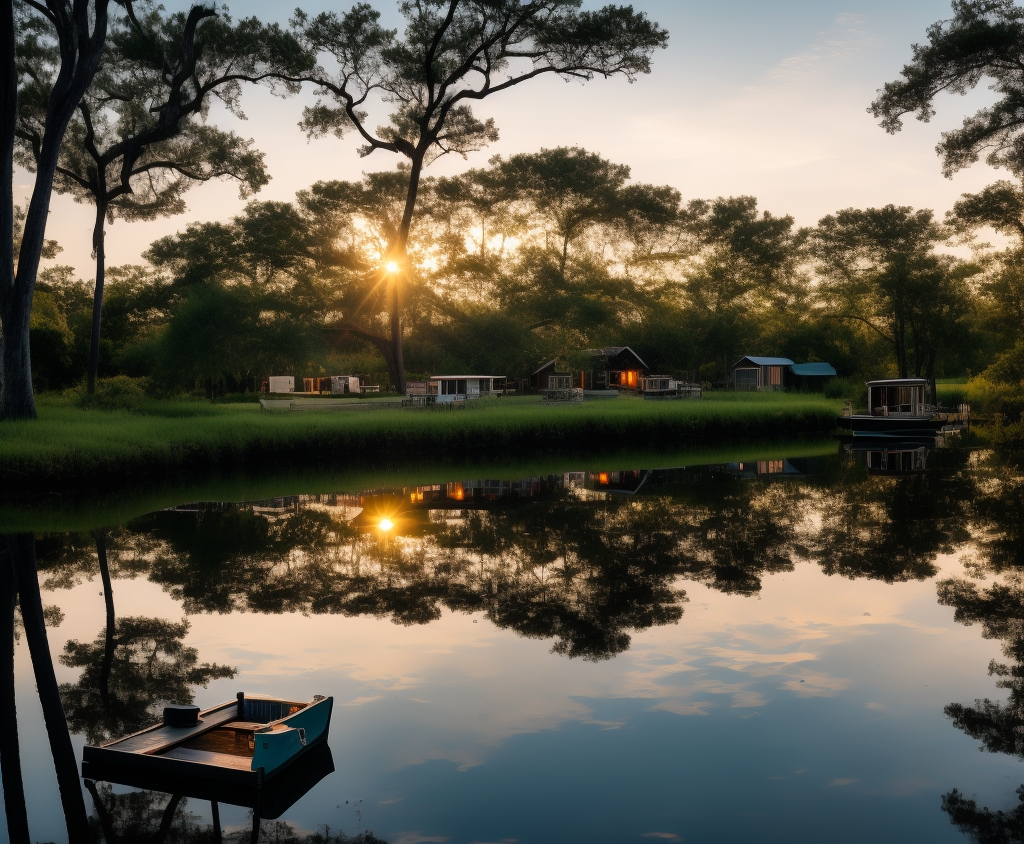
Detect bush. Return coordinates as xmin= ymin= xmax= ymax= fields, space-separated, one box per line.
xmin=74 ymin=376 xmax=149 ymax=411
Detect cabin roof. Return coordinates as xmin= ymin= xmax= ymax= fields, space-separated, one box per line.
xmin=733 ymin=356 xmax=795 ymax=367
xmin=430 ymin=375 xmax=505 ymax=380
xmin=532 ymin=359 xmax=557 ymax=376
xmin=790 ymin=362 xmax=837 ymax=377
xmin=867 ymin=378 xmax=927 ymax=387
xmin=584 ymin=346 xmax=648 ymax=368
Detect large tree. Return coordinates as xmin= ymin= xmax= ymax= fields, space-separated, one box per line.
xmin=810 ymin=205 xmax=955 ymax=384
xmin=2 ymin=0 xmax=118 ymax=421
xmin=288 ymin=0 xmax=669 ymax=392
xmin=15 ymin=2 xmax=309 ymax=393
xmin=870 ymin=0 xmax=1024 ymax=178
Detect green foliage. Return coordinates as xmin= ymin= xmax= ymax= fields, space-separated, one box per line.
xmin=153 ymin=281 xmax=324 ymax=392
xmin=74 ymin=376 xmax=149 ymax=412
xmin=871 ymin=0 xmax=1024 ymax=178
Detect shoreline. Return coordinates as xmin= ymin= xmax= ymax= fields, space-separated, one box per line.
xmin=0 ymin=394 xmax=842 ymax=515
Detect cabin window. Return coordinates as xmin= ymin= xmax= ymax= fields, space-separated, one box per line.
xmin=548 ymin=375 xmax=571 ymax=390
xmin=768 ymin=366 xmax=782 ymax=386
xmin=626 ymin=371 xmax=638 ymax=387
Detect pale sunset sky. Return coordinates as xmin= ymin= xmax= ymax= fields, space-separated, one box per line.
xmin=17 ymin=0 xmax=1007 ymax=277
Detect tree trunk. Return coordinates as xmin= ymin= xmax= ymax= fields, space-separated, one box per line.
xmin=155 ymin=794 xmax=182 ymax=843
xmin=389 ymin=153 xmax=430 ymax=397
xmin=87 ymin=199 xmax=107 ymax=394
xmin=94 ymin=531 xmax=115 ymax=711
xmin=0 ymin=0 xmax=34 ymax=422
xmin=0 ymin=2 xmax=110 ymax=420
xmin=0 ymin=552 xmax=30 ymax=844
xmin=0 ymin=288 xmax=36 ymax=421
xmin=84 ymin=779 xmax=117 ymax=844
xmin=10 ymin=534 xmax=91 ymax=844
xmin=211 ymin=801 xmax=222 ymax=843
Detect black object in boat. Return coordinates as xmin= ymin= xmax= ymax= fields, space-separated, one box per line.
xmin=163 ymin=705 xmax=200 ymax=727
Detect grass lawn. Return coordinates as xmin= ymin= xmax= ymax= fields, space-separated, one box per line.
xmin=0 ymin=391 xmax=843 ymax=507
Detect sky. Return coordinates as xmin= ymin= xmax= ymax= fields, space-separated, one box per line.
xmin=16 ymin=0 xmax=1010 ymax=279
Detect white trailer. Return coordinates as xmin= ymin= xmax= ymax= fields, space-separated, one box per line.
xmin=267 ymin=376 xmax=295 ymax=394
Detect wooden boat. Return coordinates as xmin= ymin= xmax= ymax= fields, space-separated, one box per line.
xmin=81 ymin=692 xmax=334 ymax=798
xmin=837 ymin=378 xmax=970 ymax=438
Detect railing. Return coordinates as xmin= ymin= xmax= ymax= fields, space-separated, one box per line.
xmin=542 ymin=388 xmax=584 ymax=403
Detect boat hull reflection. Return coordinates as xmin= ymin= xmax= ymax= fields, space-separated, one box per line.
xmin=82 ymin=739 xmax=335 ymax=820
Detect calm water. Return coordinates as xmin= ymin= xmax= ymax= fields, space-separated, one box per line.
xmin=4 ymin=442 xmax=1024 ymax=843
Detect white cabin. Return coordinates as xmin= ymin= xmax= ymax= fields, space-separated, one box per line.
xmin=429 ymin=375 xmax=506 ymax=402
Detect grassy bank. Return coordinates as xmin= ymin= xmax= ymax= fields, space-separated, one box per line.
xmin=0 ymin=437 xmax=843 ymax=534
xmin=0 ymin=392 xmax=842 ymax=505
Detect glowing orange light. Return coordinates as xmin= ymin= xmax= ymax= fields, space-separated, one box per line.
xmin=384 ymin=260 xmax=400 ymax=274
xmin=379 ymin=518 xmax=394 ymax=532
xmin=598 ymin=472 xmax=609 ymax=484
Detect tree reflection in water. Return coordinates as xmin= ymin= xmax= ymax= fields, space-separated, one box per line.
xmin=17 ymin=446 xmax=1024 ymax=840
xmin=935 ymin=461 xmax=1024 ymax=839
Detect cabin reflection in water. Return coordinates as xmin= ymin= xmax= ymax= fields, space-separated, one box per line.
xmin=843 ymin=443 xmax=929 ymax=475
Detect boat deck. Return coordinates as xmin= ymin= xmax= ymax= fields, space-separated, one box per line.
xmin=103 ymin=702 xmax=238 ymax=755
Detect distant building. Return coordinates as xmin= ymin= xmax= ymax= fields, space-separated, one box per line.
xmin=583 ymin=346 xmax=648 ymax=390
xmin=789 ymin=362 xmax=838 ymax=391
xmin=429 ymin=375 xmax=506 ymax=402
xmin=531 ymin=359 xmax=573 ymax=392
xmin=732 ymin=356 xmax=795 ymax=390
xmin=731 ymin=356 xmax=837 ymax=391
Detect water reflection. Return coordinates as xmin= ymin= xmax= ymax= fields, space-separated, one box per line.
xmin=12 ymin=439 xmax=1024 ymax=840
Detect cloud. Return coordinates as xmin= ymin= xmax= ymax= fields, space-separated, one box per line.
xmin=828 ymin=778 xmax=858 ymax=787
xmin=340 ymin=695 xmax=384 ymax=706
xmin=650 ymin=699 xmax=716 ymax=717
xmin=763 ymin=14 xmax=880 ymax=82
xmin=642 ymin=835 xmax=684 ymax=842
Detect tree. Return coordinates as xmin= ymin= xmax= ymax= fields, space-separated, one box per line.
xmin=60 ymin=615 xmax=235 ymax=744
xmin=811 ymin=205 xmax=953 ymax=382
xmin=288 ymin=0 xmax=669 ymax=392
xmin=949 ymin=181 xmax=1024 ymax=349
xmin=15 ymin=3 xmax=313 ymax=394
xmin=870 ymin=0 xmax=1024 ymax=178
xmin=2 ymin=533 xmax=90 ymax=842
xmin=2 ymin=0 xmax=118 ymax=421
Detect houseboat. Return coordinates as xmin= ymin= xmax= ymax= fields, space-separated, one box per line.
xmin=838 ymin=378 xmax=969 ymax=438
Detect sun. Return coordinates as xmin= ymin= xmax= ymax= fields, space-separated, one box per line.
xmin=384 ymin=261 xmax=400 ymax=274
xmin=379 ymin=517 xmax=394 ymax=532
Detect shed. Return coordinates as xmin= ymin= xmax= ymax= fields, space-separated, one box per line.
xmin=789 ymin=362 xmax=837 ymax=392
xmin=732 ymin=356 xmax=794 ymax=390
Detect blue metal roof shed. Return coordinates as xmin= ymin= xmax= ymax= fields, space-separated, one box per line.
xmin=790 ymin=362 xmax=837 ymax=377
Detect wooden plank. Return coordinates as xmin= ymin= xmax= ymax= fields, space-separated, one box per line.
xmin=99 ymin=702 xmax=238 ymax=755
xmin=162 ymin=747 xmax=255 ymax=770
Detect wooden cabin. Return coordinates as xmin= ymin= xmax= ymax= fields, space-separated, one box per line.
xmin=732 ymin=356 xmax=795 ymax=390
xmin=582 ymin=347 xmax=648 ymax=391
xmin=531 ymin=360 xmax=573 ymax=392
xmin=429 ymin=375 xmax=506 ymax=402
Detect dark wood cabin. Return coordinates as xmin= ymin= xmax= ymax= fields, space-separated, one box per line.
xmin=582 ymin=347 xmax=647 ymax=390
xmin=732 ymin=356 xmax=795 ymax=390
xmin=531 ymin=360 xmax=573 ymax=392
